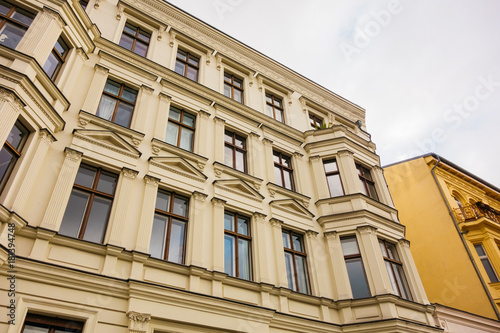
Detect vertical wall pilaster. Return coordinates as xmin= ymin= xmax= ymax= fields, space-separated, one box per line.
xmin=213 ymin=117 xmax=225 ymax=164
xmin=337 ymin=149 xmax=359 ymax=195
xmin=127 ymin=312 xmax=151 ymax=333
xmin=212 ymin=197 xmax=226 ymax=272
xmin=188 ymin=192 xmax=208 ymax=267
xmin=197 ymin=110 xmax=211 ymax=157
xmin=40 ymin=148 xmax=83 ymax=231
xmin=0 ymin=88 xmax=24 ymax=146
xmin=133 ymin=86 xmax=154 ymax=133
xmin=372 ymin=166 xmax=393 ymax=206
xmin=292 ymin=152 xmax=305 ymax=194
xmin=134 ymin=175 xmax=159 ymax=253
xmin=59 ymin=48 xmax=88 ymax=95
xmin=154 ymin=93 xmax=171 ymax=140
xmin=253 ymin=212 xmax=269 ymax=283
xmin=325 ymin=231 xmax=351 ymax=300
xmin=270 ymin=218 xmax=288 ymax=288
xmin=305 ymin=230 xmax=320 ymax=296
xmin=398 ymin=238 xmax=429 ymax=303
xmin=81 ymin=65 xmax=109 ymax=113
xmin=310 ymin=155 xmax=330 ymax=199
xmin=263 ymin=138 xmax=274 ymax=183
xmin=247 ymin=132 xmax=261 ymax=178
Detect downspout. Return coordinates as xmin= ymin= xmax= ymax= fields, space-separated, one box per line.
xmin=430 ymin=156 xmax=500 ymax=320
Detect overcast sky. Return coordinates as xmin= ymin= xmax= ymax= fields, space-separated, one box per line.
xmin=165 ymin=0 xmax=500 ymax=187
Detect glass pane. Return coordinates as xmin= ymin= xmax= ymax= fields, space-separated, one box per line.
xmin=292 ymin=234 xmax=303 ymax=252
xmin=385 ymin=261 xmax=399 ymax=295
xmin=295 ymin=255 xmax=309 ymax=294
xmin=324 ymin=160 xmax=338 ymax=173
xmin=176 ymin=50 xmax=186 ymax=61
xmin=182 ymin=112 xmax=195 ymax=127
xmin=0 ymin=22 xmax=26 ymax=49
xmin=188 ymin=55 xmax=199 ymax=66
xmin=115 ymin=103 xmax=134 ymax=127
xmin=223 ymin=81 xmax=231 ymax=96
xmin=119 ymin=34 xmax=133 ymax=51
xmin=224 ymin=212 xmax=234 ymax=231
xmin=282 ymin=231 xmax=290 ymax=249
xmin=0 ymin=148 xmax=14 ymax=183
xmin=83 ymin=196 xmax=112 ymax=243
xmin=96 ymin=95 xmax=116 ymax=121
xmin=12 ymin=8 xmax=34 ymax=25
xmin=138 ymin=30 xmax=150 ymax=42
xmin=179 ymin=128 xmax=193 ymax=151
xmin=283 ymin=170 xmax=293 ymax=190
xmin=273 ymin=151 xmax=280 ymax=163
xmin=234 ymin=89 xmax=242 ymax=103
xmin=274 ymin=166 xmax=283 ymax=187
xmin=235 ymin=150 xmax=245 ymax=172
xmin=74 ymin=165 xmax=96 ymax=188
xmin=104 ymin=80 xmax=120 ymax=95
xmin=396 ymin=264 xmax=412 ymax=300
xmin=275 ymin=109 xmax=283 ymax=122
xmin=266 ymin=104 xmax=273 ymax=117
xmin=363 ymin=168 xmax=373 ymax=181
xmin=168 ymin=107 xmax=181 ymax=121
xmin=224 ymin=146 xmax=233 ymax=167
xmin=481 ymin=258 xmax=499 ymax=283
xmin=134 ymin=41 xmax=148 ymax=57
xmin=359 ymin=179 xmax=368 ymax=196
xmin=368 ymin=183 xmax=378 ymax=200
xmin=59 ymin=190 xmax=89 ymax=238
xmin=122 ymin=87 xmax=137 ymax=103
xmin=149 ymin=215 xmax=166 ymax=259
xmin=379 ymin=240 xmax=388 ymax=257
xmin=234 ymin=135 xmax=245 ymax=148
xmin=239 ymin=238 xmax=251 ymax=280
xmin=281 ymin=155 xmax=291 ymax=167
xmin=174 ymin=61 xmax=185 ymax=76
xmin=20 ymin=326 xmax=48 ymax=333
xmin=284 ymin=252 xmax=296 ymax=291
xmin=237 ymin=216 xmax=249 ymax=236
xmin=346 ymin=258 xmax=371 ymax=298
xmin=0 ymin=1 xmax=11 ymax=15
xmin=186 ymin=66 xmax=198 ymax=81
xmin=274 ymin=98 xmax=282 ymax=107
xmin=43 ymin=52 xmax=59 ymax=78
xmin=327 ymin=174 xmax=344 ymax=197
xmin=224 ymin=131 xmax=233 ymax=143
xmin=172 ymin=195 xmax=188 ymax=217
xmin=96 ymin=171 xmax=117 ymax=194
xmin=265 ymin=94 xmax=272 ymax=103
xmin=167 ymin=219 xmax=186 ymax=264
xmin=475 ymin=244 xmax=486 ymax=256
xmin=224 ymin=73 xmax=231 ymax=82
xmin=7 ymin=122 xmax=27 ymax=149
xmin=55 ymin=38 xmax=69 ymax=57
xmin=155 ymin=191 xmax=170 ymax=212
xmin=123 ymin=23 xmax=136 ymax=35
xmin=234 ymin=78 xmax=242 ymax=88
xmin=224 ymin=234 xmax=235 ymax=276
xmin=386 ymin=242 xmax=398 ymax=260
xmin=165 ymin=122 xmax=179 ymax=146
xmin=341 ymin=237 xmax=360 ymax=256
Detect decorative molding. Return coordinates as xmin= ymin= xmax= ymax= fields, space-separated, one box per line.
xmin=309 ymin=155 xmax=321 ymax=162
xmin=64 ymin=147 xmax=83 ymax=162
xmin=199 ymin=109 xmax=211 ymax=119
xmin=169 ymin=30 xmax=176 ymax=47
xmin=0 ymin=87 xmax=23 ymax=111
xmin=39 ymin=129 xmax=56 ymax=145
xmin=398 ymin=238 xmax=411 ymax=248
xmin=94 ymin=64 xmax=109 ymax=75
xmin=337 ymin=149 xmax=355 ymax=157
xmin=127 ymin=311 xmax=151 ymax=333
xmin=262 ymin=138 xmax=273 ymax=146
xmin=214 ymin=116 xmax=225 ymax=124
xmin=116 ymin=3 xmax=124 ymax=20
xmin=75 ymin=47 xmax=89 ymax=61
xmin=94 ymin=0 xmax=101 ymax=9
xmin=158 ymin=92 xmax=172 ymax=102
xmin=42 ymin=7 xmax=66 ymax=28
xmin=144 ymin=175 xmax=160 ymax=187
xmin=193 ymin=191 xmax=208 ymax=202
xmin=357 ymin=225 xmax=378 ymax=234
xmin=141 ymin=85 xmax=154 ymax=95
xmin=122 ymin=167 xmax=138 ymax=180
xmin=253 ymin=212 xmax=266 ymax=223
xmin=157 ymin=25 xmax=166 ymax=41
xmin=324 ymin=231 xmax=337 ymax=239
xmin=306 ymin=230 xmax=318 ymax=238
xmin=269 ymin=218 xmax=283 ymax=228
xmin=211 ymin=197 xmax=226 ymax=208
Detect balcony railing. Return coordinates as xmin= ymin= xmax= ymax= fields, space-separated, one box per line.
xmin=453 ymin=202 xmax=500 ymax=224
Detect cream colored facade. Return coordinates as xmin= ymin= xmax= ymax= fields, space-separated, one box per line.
xmin=0 ymin=0 xmax=442 ymax=332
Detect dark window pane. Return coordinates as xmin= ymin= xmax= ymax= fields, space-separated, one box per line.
xmin=224 ymin=234 xmax=235 ymax=276
xmin=104 ymin=80 xmax=120 ymax=95
xmin=341 ymin=238 xmax=360 ymax=256
xmin=345 ymin=258 xmax=371 ymax=298
xmin=186 ymin=66 xmax=198 ymax=81
xmin=234 ymin=135 xmax=245 ymax=148
xmin=367 ymin=183 xmax=378 ymax=200
xmin=22 ymin=325 xmax=50 ymax=332
xmin=0 ymin=2 xmax=11 ymax=15
xmin=237 ymin=216 xmax=249 ymax=236
xmin=174 ymin=62 xmax=185 ymax=75
xmin=12 ymin=8 xmax=35 ymax=25
xmin=82 ymin=196 xmax=112 ymax=243
xmin=281 ymin=155 xmax=291 ymax=167
xmin=134 ymin=41 xmax=148 ymax=56
xmin=282 ymin=231 xmax=290 ymax=249
xmin=0 ymin=148 xmax=14 ymax=184
xmin=224 ymin=212 xmax=234 ymax=231
xmin=167 ymin=219 xmax=186 ymax=263
xmin=149 ymin=215 xmax=166 ymax=259
xmin=182 ymin=113 xmax=195 ymax=127
xmin=59 ymin=190 xmax=89 ymax=238
xmin=284 ymin=252 xmax=295 ymax=290
xmin=0 ymin=22 xmax=26 ymax=49
xmin=172 ymin=195 xmax=188 ymax=217
xmin=475 ymin=244 xmax=486 ymax=256
xmin=481 ymin=259 xmax=499 ymax=283
xmin=122 ymin=87 xmax=137 ymax=103
xmin=123 ymin=23 xmax=136 ymax=35
xmin=74 ymin=165 xmax=96 ymax=188
xmin=96 ymin=172 xmax=117 ymax=194
xmin=168 ymin=107 xmax=181 ymax=121
xmin=119 ymin=34 xmax=133 ymax=51
xmin=292 ymin=234 xmax=303 ymax=252
xmin=155 ymin=191 xmax=170 ymax=211
xmin=239 ymin=238 xmax=251 ymax=280
xmin=43 ymin=53 xmax=59 ymax=78
xmin=115 ymin=103 xmax=134 ymax=127
xmin=7 ymin=123 xmax=27 ymax=149
xmin=394 ymin=264 xmax=412 ymax=300
xmin=176 ymin=50 xmax=186 ymax=60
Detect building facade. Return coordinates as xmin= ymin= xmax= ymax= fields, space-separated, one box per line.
xmin=384 ymin=154 xmax=500 ymax=332
xmin=0 ymin=0 xmax=442 ymax=332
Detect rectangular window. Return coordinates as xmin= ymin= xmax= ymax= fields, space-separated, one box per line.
xmin=165 ymin=106 xmax=195 ymax=152
xmin=265 ymin=93 xmax=284 ymax=123
xmin=43 ymin=36 xmax=69 ymax=79
xmin=0 ymin=121 xmax=28 ymax=193
xmin=282 ymin=230 xmax=310 ymax=294
xmin=119 ymin=22 xmax=150 ymax=57
xmin=224 ymin=211 xmax=252 ymax=280
xmin=96 ymin=79 xmax=138 ymax=128
xmin=475 ymin=244 xmax=499 ymax=283
xmin=224 ymin=130 xmax=246 ymax=172
xmin=224 ymin=73 xmax=243 ymax=103
xmin=324 ymin=159 xmax=344 ymax=197
xmin=0 ymin=0 xmax=35 ymax=49
xmin=309 ymin=114 xmax=322 ymax=130
xmin=379 ymin=239 xmax=413 ymax=300
xmin=356 ymin=163 xmax=378 ymax=200
xmin=59 ymin=164 xmax=118 ymax=243
xmin=341 ymin=237 xmax=371 ymax=299
xmin=174 ymin=49 xmax=199 ymax=81
xmin=149 ymin=189 xmax=189 ymax=264
xmin=273 ymin=150 xmax=294 ymax=191
xmin=22 ymin=313 xmax=84 ymax=333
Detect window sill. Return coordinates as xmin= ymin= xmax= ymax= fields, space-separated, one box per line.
xmin=151 ymin=138 xmax=208 ymax=170
xmin=213 ymin=162 xmax=263 ymax=190
xmin=266 ymin=182 xmax=311 ymax=208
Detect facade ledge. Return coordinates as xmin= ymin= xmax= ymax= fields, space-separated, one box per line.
xmin=151 ymin=138 xmax=208 ymax=170
xmin=303 ymin=135 xmax=378 ymax=161
xmin=0 ymin=203 xmax=28 ymax=232
xmin=267 ymin=182 xmax=311 ymax=207
xmin=213 ymin=161 xmax=263 ymax=190
xmin=98 ymin=49 xmax=158 ymax=83
xmin=304 ymin=124 xmax=374 ymax=150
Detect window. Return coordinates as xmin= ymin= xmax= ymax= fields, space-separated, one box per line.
xmin=0 ymin=0 xmax=35 ymax=49
xmin=379 ymin=239 xmax=412 ymax=300
xmin=174 ymin=49 xmax=199 ymax=81
xmin=22 ymin=313 xmax=84 ymax=332
xmin=273 ymin=150 xmax=294 ymax=191
xmin=309 ymin=114 xmax=322 ymax=130
xmin=356 ymin=163 xmax=378 ymax=200
xmin=96 ymin=79 xmax=138 ymax=128
xmin=149 ymin=189 xmax=189 ymax=264
xmin=0 ymin=121 xmax=28 ymax=193
xmin=282 ymin=230 xmax=310 ymax=294
xmin=475 ymin=244 xmax=499 ymax=283
xmin=224 ymin=130 xmax=246 ymax=172
xmin=119 ymin=22 xmax=150 ymax=57
xmin=341 ymin=237 xmax=370 ymax=299
xmin=165 ymin=106 xmax=195 ymax=152
xmin=43 ymin=36 xmax=69 ymax=79
xmin=324 ymin=159 xmax=344 ymax=197
xmin=265 ymin=93 xmax=284 ymax=123
xmin=224 ymin=73 xmax=243 ymax=103
xmin=59 ymin=165 xmax=118 ymax=243
xmin=79 ymin=0 xmax=88 ymax=9
xmin=224 ymin=211 xmax=252 ymax=280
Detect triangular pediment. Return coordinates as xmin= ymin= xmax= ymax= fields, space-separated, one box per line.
xmin=214 ymin=179 xmax=264 ymax=202
xmin=270 ymin=199 xmax=314 ymax=218
xmin=73 ymin=129 xmax=141 ymax=158
xmin=149 ymin=157 xmax=207 ymax=181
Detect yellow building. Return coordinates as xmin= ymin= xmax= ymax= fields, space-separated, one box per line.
xmin=0 ymin=0 xmax=444 ymax=332
xmin=384 ymin=153 xmax=500 ymax=330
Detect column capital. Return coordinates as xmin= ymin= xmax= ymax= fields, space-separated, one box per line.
xmin=211 ymin=197 xmax=226 ymax=207
xmin=39 ymin=129 xmax=57 ymax=144
xmin=214 ymin=116 xmax=225 ymax=124
xmin=324 ymin=231 xmax=337 ymax=239
xmin=248 ymin=132 xmax=260 ymax=139
xmin=127 ymin=311 xmax=151 ymax=333
xmin=262 ymin=138 xmax=273 ymax=146
xmin=269 ymin=218 xmax=283 ymax=228
xmin=253 ymin=212 xmax=267 ymax=223
xmin=158 ymin=92 xmax=172 ymax=102
xmin=42 ymin=6 xmax=66 ymax=27
xmin=64 ymin=147 xmax=83 ymax=162
xmin=310 ymin=155 xmax=321 ymax=162
xmin=122 ymin=167 xmax=138 ymax=180
xmin=144 ymin=175 xmax=160 ymax=187
xmin=193 ymin=191 xmax=208 ymax=202
xmin=306 ymin=230 xmax=319 ymax=238
xmin=338 ymin=149 xmax=355 ymax=157
xmin=357 ymin=225 xmax=378 ymax=234
xmin=0 ymin=87 xmax=24 ymax=110
xmin=140 ymin=85 xmax=154 ymax=95
xmin=398 ymin=238 xmax=411 ymax=248
xmin=94 ymin=64 xmax=109 ymax=75
xmin=199 ymin=109 xmax=211 ymax=119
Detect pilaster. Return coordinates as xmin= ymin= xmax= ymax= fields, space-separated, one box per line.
xmin=270 ymin=218 xmax=288 ymax=288
xmin=127 ymin=311 xmax=151 ymax=333
xmin=397 ymin=238 xmax=429 ymax=303
xmin=263 ymin=138 xmax=274 ymax=183
xmin=154 ymin=93 xmax=171 ymax=140
xmin=0 ymin=88 xmax=24 ymax=146
xmin=324 ymin=231 xmax=351 ymax=300
xmin=213 ymin=117 xmax=225 ymax=164
xmin=81 ymin=64 xmax=109 ymax=113
xmin=134 ymin=175 xmax=159 ymax=253
xmin=133 ymin=85 xmax=154 ymax=133
xmin=188 ymin=191 xmax=208 ymax=267
xmin=197 ymin=110 xmax=211 ymax=157
xmin=336 ymin=149 xmax=359 ymax=195
xmin=247 ymin=132 xmax=261 ymax=177
xmin=305 ymin=230 xmax=320 ymax=296
xmin=253 ymin=212 xmax=270 ymax=283
xmin=212 ymin=197 xmax=226 ymax=272
xmin=372 ymin=165 xmax=392 ymax=206
xmin=310 ymin=155 xmax=330 ymax=199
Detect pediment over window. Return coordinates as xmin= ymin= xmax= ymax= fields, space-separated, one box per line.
xmin=149 ymin=157 xmax=207 ymax=182
xmin=213 ymin=179 xmax=264 ymax=202
xmin=270 ymin=199 xmax=314 ymax=219
xmin=72 ymin=129 xmax=141 ymax=159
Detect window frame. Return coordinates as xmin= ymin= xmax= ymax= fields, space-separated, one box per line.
xmin=119 ymin=21 xmax=151 ymax=57
xmin=309 ymin=114 xmax=323 ymax=130
xmin=174 ymin=48 xmax=200 ymax=81
xmin=475 ymin=243 xmax=499 ymax=283
xmin=341 ymin=236 xmax=371 ymax=299
xmin=356 ymin=163 xmax=379 ymax=201
xmin=0 ymin=0 xmax=35 ymax=50
xmin=22 ymin=313 xmax=84 ymax=333
xmin=96 ymin=79 xmax=138 ymax=128
xmin=282 ymin=229 xmax=311 ymax=294
xmin=0 ymin=120 xmax=29 ymax=194
xmin=43 ymin=35 xmax=70 ymax=80
xmin=324 ymin=159 xmax=344 ymax=197
xmin=379 ymin=239 xmax=413 ymax=300
xmin=224 ymin=72 xmax=244 ymax=103
xmin=224 ymin=211 xmax=252 ymax=280
xmin=265 ymin=93 xmax=284 ymax=123
xmin=224 ymin=130 xmax=247 ymax=173
xmin=273 ymin=150 xmax=295 ymax=191
xmin=149 ymin=189 xmax=189 ymax=264
xmin=165 ymin=106 xmax=196 ymax=152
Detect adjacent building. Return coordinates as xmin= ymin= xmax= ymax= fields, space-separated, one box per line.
xmin=0 ymin=0 xmax=443 ymax=332
xmin=384 ymin=153 xmax=500 ymax=332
